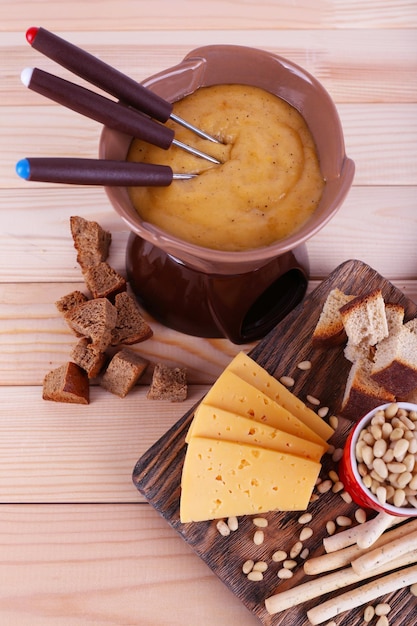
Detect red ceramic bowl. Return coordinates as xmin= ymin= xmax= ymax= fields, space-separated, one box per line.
xmin=339 ymin=402 xmax=417 ymax=517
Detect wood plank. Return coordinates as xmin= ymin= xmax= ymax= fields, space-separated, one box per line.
xmin=3 ymin=104 xmax=417 ymax=187
xmin=0 ymin=502 xmax=260 ymax=626
xmin=1 ymin=1 xmax=416 ymax=31
xmin=0 ymin=276 xmax=416 ymax=387
xmin=0 ymin=385 xmax=209 ymax=503
xmin=0 ymin=187 xmax=416 ymax=283
xmin=133 ymin=260 xmax=417 ymax=626
xmin=0 ymin=280 xmax=252 ymax=385
xmin=2 ymin=30 xmax=416 ymax=105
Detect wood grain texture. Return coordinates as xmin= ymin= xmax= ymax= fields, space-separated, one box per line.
xmin=0 ymin=385 xmax=208 ymax=504
xmin=4 ymin=104 xmax=417 ymax=186
xmin=133 ymin=260 xmax=417 ymax=626
xmin=1 ymin=186 xmax=416 ymax=284
xmin=0 ymin=503 xmax=261 ymax=626
xmin=3 ymin=30 xmax=417 ymax=106
xmin=1 ymin=3 xmax=417 ymax=624
xmin=1 ymin=1 xmax=416 ymax=31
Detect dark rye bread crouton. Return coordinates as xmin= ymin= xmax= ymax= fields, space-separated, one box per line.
xmin=111 ymin=292 xmax=153 ymax=345
xmin=55 ymin=290 xmax=88 ymax=314
xmin=100 ymin=348 xmax=148 ymax=397
xmin=42 ymin=361 xmax=89 ymax=404
xmin=340 ymin=357 xmax=395 ymax=419
xmin=371 ymin=325 xmax=417 ymax=396
xmin=147 ymin=363 xmax=187 ymax=402
xmin=64 ymin=297 xmax=117 ymax=351
xmin=70 ymin=337 xmax=107 ymax=379
xmin=70 ymin=215 xmax=111 ymax=271
xmin=83 ymin=262 xmax=127 ymax=301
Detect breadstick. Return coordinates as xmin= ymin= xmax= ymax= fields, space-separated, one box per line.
xmin=352 ymin=528 xmax=417 ymax=576
xmin=306 ymin=563 xmax=417 ymax=625
xmin=323 ymin=513 xmax=406 ymax=553
xmin=305 ymin=518 xmax=417 ymax=575
xmin=265 ymin=549 xmax=417 ymax=615
xmin=356 ymin=511 xmax=396 ymax=549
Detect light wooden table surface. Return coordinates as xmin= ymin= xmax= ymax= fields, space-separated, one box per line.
xmin=1 ymin=2 xmax=416 ymax=625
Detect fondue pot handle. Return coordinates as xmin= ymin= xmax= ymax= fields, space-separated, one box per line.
xmin=206 ymin=248 xmax=309 ymax=344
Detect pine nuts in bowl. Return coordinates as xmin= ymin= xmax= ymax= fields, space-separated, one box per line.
xmin=339 ymin=402 xmax=417 ymax=517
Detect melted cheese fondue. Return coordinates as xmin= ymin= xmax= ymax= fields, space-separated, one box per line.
xmin=127 ymin=84 xmax=325 ymax=252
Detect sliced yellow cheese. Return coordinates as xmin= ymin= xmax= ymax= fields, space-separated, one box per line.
xmin=195 ymin=369 xmax=327 ymax=447
xmin=188 ymin=404 xmax=325 ymax=461
xmin=228 ymin=352 xmax=334 ymax=441
xmin=180 ymin=437 xmax=321 ymax=522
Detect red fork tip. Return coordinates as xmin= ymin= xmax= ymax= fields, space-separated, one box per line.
xmin=26 ymin=27 xmax=39 ymax=44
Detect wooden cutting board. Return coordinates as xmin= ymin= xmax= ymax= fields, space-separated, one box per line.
xmin=132 ymin=260 xmax=417 ymax=626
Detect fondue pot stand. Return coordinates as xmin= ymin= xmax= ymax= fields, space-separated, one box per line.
xmin=100 ymin=45 xmax=355 ymax=344
xmin=126 ymin=234 xmax=309 ymax=344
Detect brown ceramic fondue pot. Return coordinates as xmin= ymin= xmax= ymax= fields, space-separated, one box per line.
xmin=99 ymin=45 xmax=355 ymax=344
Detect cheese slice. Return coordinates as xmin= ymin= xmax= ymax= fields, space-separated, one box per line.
xmin=194 ymin=369 xmax=327 ymax=447
xmin=228 ymin=352 xmax=334 ymax=441
xmin=180 ymin=437 xmax=321 ymax=522
xmin=188 ymin=404 xmax=325 ymax=461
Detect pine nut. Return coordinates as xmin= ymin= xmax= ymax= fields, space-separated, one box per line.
xmin=242 ymin=559 xmax=254 ymax=574
xmin=393 ymin=488 xmax=406 ymax=507
xmin=247 ymin=570 xmax=263 ymax=581
xmin=375 ymin=616 xmax=389 ymax=626
xmin=329 ymin=415 xmax=339 ymax=430
xmin=328 ymin=470 xmax=339 ymax=483
xmin=362 ymin=445 xmax=374 ymax=467
xmin=306 ymin=394 xmax=320 ymax=406
xmin=410 ymin=582 xmax=417 ymax=596
xmin=340 ymin=490 xmax=352 ymax=503
xmin=373 ymin=458 xmax=388 ymax=480
xmin=390 ymin=427 xmax=404 ymax=441
xmin=253 ymin=530 xmax=264 ymax=545
xmin=375 ymin=603 xmax=391 ymax=616
xmin=326 ymin=520 xmax=336 ymax=535
xmin=364 ymin=605 xmax=375 ymax=622
xmin=253 ymin=516 xmax=268 ymax=527
xmin=317 ymin=479 xmax=332 ymax=494
xmin=336 ymin=515 xmax=352 ymax=527
xmin=333 ymin=448 xmax=345 ymax=462
xmin=298 ymin=512 xmax=312 ymax=524
xmin=227 ymin=516 xmax=238 ymax=531
xmin=332 ymin=481 xmax=344 ymax=493
xmin=355 ymin=508 xmax=367 ymax=524
xmin=290 ymin=541 xmax=303 ymax=558
xmin=373 ymin=438 xmax=388 ymax=458
xmin=216 ymin=520 xmax=230 ymax=536
xmin=397 ymin=471 xmax=413 ymax=488
xmin=376 ymin=485 xmax=387 ymax=504
xmin=277 ymin=567 xmax=293 ymax=579
xmin=299 ymin=527 xmax=313 ymax=541
xmin=318 ymin=406 xmax=329 ymax=418
xmin=279 ymin=375 xmax=294 ymax=387
xmin=387 ymin=462 xmax=407 ymax=473
xmin=283 ymin=559 xmax=297 ymax=569
xmin=272 ymin=550 xmax=287 ymax=562
xmin=393 ymin=438 xmax=409 ymax=460
xmin=384 ymin=402 xmax=399 ymax=418
xmin=300 ymin=547 xmax=310 ymax=559
xmin=297 ymin=360 xmax=312 ymax=370
xmin=253 ymin=560 xmax=268 ymax=572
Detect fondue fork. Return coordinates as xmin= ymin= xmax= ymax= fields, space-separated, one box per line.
xmin=21 ymin=67 xmax=220 ymax=165
xmin=15 ymin=157 xmax=197 ymax=186
xmin=25 ymin=26 xmax=222 ymax=145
